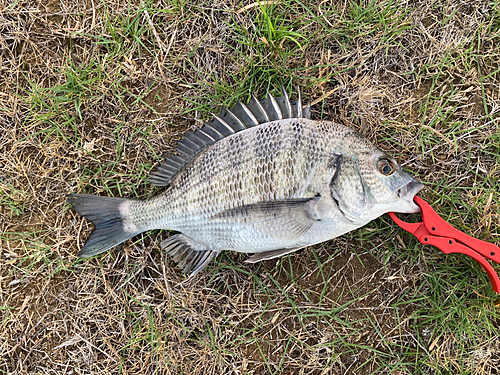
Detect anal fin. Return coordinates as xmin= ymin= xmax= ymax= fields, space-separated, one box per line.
xmin=161 ymin=234 xmax=218 ymax=276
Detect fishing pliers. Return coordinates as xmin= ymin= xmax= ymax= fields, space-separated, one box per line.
xmin=389 ymin=196 xmax=500 ymax=294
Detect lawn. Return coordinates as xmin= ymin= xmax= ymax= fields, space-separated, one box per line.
xmin=1 ymin=0 xmax=499 ymax=374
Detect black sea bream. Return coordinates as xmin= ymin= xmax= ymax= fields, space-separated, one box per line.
xmin=68 ymin=86 xmax=423 ymax=275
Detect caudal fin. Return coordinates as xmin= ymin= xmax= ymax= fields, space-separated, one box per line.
xmin=67 ymin=194 xmax=139 ymax=257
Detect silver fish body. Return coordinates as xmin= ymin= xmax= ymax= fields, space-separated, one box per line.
xmin=68 ymin=88 xmax=423 ymax=275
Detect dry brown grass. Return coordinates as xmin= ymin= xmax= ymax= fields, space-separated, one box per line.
xmin=1 ymin=0 xmax=499 ymax=374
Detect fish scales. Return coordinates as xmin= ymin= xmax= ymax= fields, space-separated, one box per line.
xmin=68 ymin=87 xmax=423 ymax=275
xmin=131 ymin=119 xmax=345 ymax=234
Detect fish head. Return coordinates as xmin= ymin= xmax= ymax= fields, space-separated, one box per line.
xmin=330 ymin=137 xmax=423 ymax=224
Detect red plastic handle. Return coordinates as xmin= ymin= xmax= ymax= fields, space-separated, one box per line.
xmin=414 ymin=196 xmax=500 ymax=264
xmin=390 ymin=197 xmax=500 ymax=294
xmin=421 ymin=235 xmax=500 ymax=294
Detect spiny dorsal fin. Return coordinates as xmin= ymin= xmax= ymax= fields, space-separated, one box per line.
xmin=147 ymin=86 xmax=311 ymax=186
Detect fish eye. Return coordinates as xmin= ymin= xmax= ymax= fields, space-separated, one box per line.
xmin=377 ymin=159 xmax=395 ymax=176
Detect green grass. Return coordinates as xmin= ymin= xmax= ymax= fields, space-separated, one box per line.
xmin=0 ymin=181 xmax=29 ymax=217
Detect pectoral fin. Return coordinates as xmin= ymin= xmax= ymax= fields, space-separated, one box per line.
xmin=210 ymin=197 xmax=320 ymax=241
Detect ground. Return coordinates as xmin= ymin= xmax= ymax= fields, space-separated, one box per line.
xmin=1 ymin=0 xmax=500 ymax=374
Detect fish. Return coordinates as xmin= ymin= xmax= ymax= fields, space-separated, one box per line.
xmin=68 ymin=85 xmax=424 ymax=276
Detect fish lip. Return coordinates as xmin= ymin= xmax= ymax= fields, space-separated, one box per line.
xmin=397 ymin=180 xmax=424 ymax=213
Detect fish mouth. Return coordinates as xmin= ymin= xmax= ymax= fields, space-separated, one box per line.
xmin=396 ymin=180 xmax=424 ymax=213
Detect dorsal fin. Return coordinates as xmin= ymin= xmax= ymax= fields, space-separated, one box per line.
xmin=147 ymin=86 xmax=311 ymax=186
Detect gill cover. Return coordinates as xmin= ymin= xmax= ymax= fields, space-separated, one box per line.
xmin=330 ymin=155 xmax=369 ymax=225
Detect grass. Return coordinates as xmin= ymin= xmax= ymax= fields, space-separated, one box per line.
xmin=1 ymin=0 xmax=500 ymax=374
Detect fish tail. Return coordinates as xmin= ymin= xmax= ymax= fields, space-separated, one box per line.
xmin=67 ymin=193 xmax=140 ymax=257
